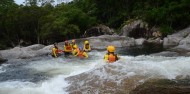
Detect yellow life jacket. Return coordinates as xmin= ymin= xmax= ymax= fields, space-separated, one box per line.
xmin=71 ymin=43 xmax=77 ymax=49
xmin=78 ymin=51 xmax=88 ymax=58
xmin=52 ymin=47 xmax=58 ymax=57
xmin=64 ymin=44 xmax=72 ymax=52
xmin=72 ymin=48 xmax=80 ymax=56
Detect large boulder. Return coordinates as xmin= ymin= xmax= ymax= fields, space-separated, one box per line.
xmin=130 ymin=79 xmax=190 ymax=94
xmin=68 ymin=35 xmax=135 ymax=50
xmin=0 ymin=54 xmax=7 ymax=64
xmin=83 ymin=25 xmax=114 ymax=37
xmin=0 ymin=44 xmax=51 ymax=59
xmin=169 ymin=34 xmax=190 ymax=55
xmin=179 ymin=34 xmax=190 ymax=45
xmin=163 ymin=26 xmax=190 ymax=47
xmin=120 ymin=20 xmax=149 ymax=38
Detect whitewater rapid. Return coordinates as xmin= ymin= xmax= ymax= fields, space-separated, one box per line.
xmin=0 ymin=51 xmax=190 ymax=94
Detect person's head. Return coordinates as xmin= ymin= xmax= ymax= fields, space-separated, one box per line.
xmin=107 ymin=45 xmax=115 ymax=53
xmin=65 ymin=40 xmax=69 ymax=45
xmin=72 ymin=39 xmax=75 ymax=43
xmin=54 ymin=42 xmax=58 ymax=48
xmin=84 ymin=40 xmax=89 ymax=45
xmin=73 ymin=44 xmax=78 ymax=49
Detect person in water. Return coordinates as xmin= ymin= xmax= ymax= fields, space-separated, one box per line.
xmin=72 ymin=44 xmax=79 ymax=56
xmin=63 ymin=40 xmax=72 ymax=56
xmin=52 ymin=43 xmax=59 ymax=58
xmin=104 ymin=45 xmax=119 ymax=63
xmin=70 ymin=39 xmax=77 ymax=49
xmin=83 ymin=40 xmax=91 ymax=52
xmin=72 ymin=45 xmax=88 ymax=58
xmin=78 ymin=47 xmax=88 ymax=58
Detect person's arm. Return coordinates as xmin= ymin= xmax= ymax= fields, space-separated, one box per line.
xmin=72 ymin=49 xmax=79 ymax=56
xmin=89 ymin=45 xmax=91 ymax=50
xmin=104 ymin=54 xmax=109 ymax=62
xmin=53 ymin=48 xmax=57 ymax=57
xmin=83 ymin=52 xmax=88 ymax=58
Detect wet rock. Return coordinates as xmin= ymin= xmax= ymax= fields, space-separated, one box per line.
xmin=66 ymin=64 xmax=146 ymax=94
xmin=83 ymin=25 xmax=115 ymax=37
xmin=150 ymin=51 xmax=179 ymax=57
xmin=0 ymin=54 xmax=7 ymax=64
xmin=23 ymin=44 xmax=45 ymax=50
xmin=130 ymin=79 xmax=190 ymax=94
xmin=0 ymin=44 xmax=51 ymax=59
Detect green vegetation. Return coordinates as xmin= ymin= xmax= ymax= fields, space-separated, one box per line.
xmin=0 ymin=0 xmax=190 ymax=49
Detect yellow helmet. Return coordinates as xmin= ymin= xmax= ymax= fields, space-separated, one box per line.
xmin=72 ymin=39 xmax=75 ymax=43
xmin=107 ymin=45 xmax=115 ymax=52
xmin=73 ymin=45 xmax=78 ymax=49
xmin=84 ymin=40 xmax=89 ymax=44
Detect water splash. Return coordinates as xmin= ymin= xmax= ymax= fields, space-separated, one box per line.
xmin=0 ymin=51 xmax=190 ymax=94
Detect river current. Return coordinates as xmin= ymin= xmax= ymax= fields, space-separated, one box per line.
xmin=0 ymin=46 xmax=190 ymax=94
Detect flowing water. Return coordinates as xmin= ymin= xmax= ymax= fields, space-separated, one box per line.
xmin=0 ymin=46 xmax=190 ymax=94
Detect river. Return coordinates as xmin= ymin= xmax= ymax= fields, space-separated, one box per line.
xmin=0 ymin=45 xmax=190 ymax=94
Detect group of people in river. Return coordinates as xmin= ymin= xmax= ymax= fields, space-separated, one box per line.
xmin=51 ymin=39 xmax=120 ymax=63
xmin=52 ymin=39 xmax=91 ymax=58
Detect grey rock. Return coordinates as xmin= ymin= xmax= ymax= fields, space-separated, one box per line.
xmin=150 ymin=51 xmax=179 ymax=57
xmin=146 ymin=38 xmax=163 ymax=44
xmin=135 ymin=38 xmax=146 ymax=45
xmin=65 ymin=35 xmax=135 ymax=50
xmin=0 ymin=54 xmax=7 ymax=64
xmin=179 ymin=34 xmax=190 ymax=45
xmin=83 ymin=25 xmax=114 ymax=37
xmin=163 ymin=26 xmax=190 ymax=47
xmin=170 ymin=45 xmax=190 ymax=52
xmin=120 ymin=20 xmax=148 ymax=37
xmin=0 ymin=44 xmax=50 ymax=59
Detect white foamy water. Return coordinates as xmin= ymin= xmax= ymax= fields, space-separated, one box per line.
xmin=0 ymin=51 xmax=190 ymax=94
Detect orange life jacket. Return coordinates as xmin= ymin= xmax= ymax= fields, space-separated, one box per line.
xmin=78 ymin=51 xmax=84 ymax=58
xmin=108 ymin=53 xmax=118 ymax=63
xmin=65 ymin=45 xmax=72 ymax=51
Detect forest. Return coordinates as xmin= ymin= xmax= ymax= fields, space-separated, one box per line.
xmin=0 ymin=0 xmax=190 ymax=49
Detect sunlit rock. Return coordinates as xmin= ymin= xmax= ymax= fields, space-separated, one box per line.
xmin=150 ymin=51 xmax=179 ymax=57
xmin=163 ymin=26 xmax=190 ymax=47
xmin=0 ymin=44 xmax=50 ymax=59
xmin=135 ymin=38 xmax=146 ymax=45
xmin=70 ymin=35 xmax=135 ymax=50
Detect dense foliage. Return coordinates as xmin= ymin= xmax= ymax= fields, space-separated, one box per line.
xmin=0 ymin=0 xmax=190 ymax=49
